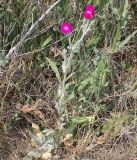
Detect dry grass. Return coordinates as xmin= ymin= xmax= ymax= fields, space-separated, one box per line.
xmin=0 ymin=0 xmax=137 ymax=159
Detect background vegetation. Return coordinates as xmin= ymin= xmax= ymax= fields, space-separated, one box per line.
xmin=0 ymin=0 xmax=137 ymax=159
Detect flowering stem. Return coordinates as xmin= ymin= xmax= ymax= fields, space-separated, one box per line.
xmin=57 ymin=20 xmax=95 ymax=134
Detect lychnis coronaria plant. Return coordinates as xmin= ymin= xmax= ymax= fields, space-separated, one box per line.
xmin=56 ymin=3 xmax=95 ymax=144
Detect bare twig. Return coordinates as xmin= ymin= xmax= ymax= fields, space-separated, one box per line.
xmin=5 ymin=0 xmax=62 ymax=61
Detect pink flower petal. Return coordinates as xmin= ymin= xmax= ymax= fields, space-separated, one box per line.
xmin=83 ymin=4 xmax=95 ymax=20
xmin=60 ymin=22 xmax=73 ymax=35
xmin=85 ymin=5 xmax=95 ymax=15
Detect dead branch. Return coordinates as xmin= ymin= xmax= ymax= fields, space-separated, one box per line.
xmin=5 ymin=0 xmax=62 ymax=61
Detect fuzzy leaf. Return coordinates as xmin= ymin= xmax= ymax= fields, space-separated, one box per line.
xmin=69 ymin=116 xmax=95 ymax=125
xmin=41 ymin=35 xmax=52 ymax=48
xmin=117 ymin=30 xmax=137 ymax=51
xmin=122 ymin=0 xmax=128 ymax=18
xmin=46 ymin=58 xmax=61 ymax=83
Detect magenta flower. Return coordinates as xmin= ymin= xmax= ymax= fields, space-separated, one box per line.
xmin=85 ymin=4 xmax=95 ymax=13
xmin=83 ymin=4 xmax=95 ymax=20
xmin=60 ymin=22 xmax=73 ymax=35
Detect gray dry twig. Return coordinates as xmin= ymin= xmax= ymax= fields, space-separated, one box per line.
xmin=5 ymin=0 xmax=62 ymax=62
